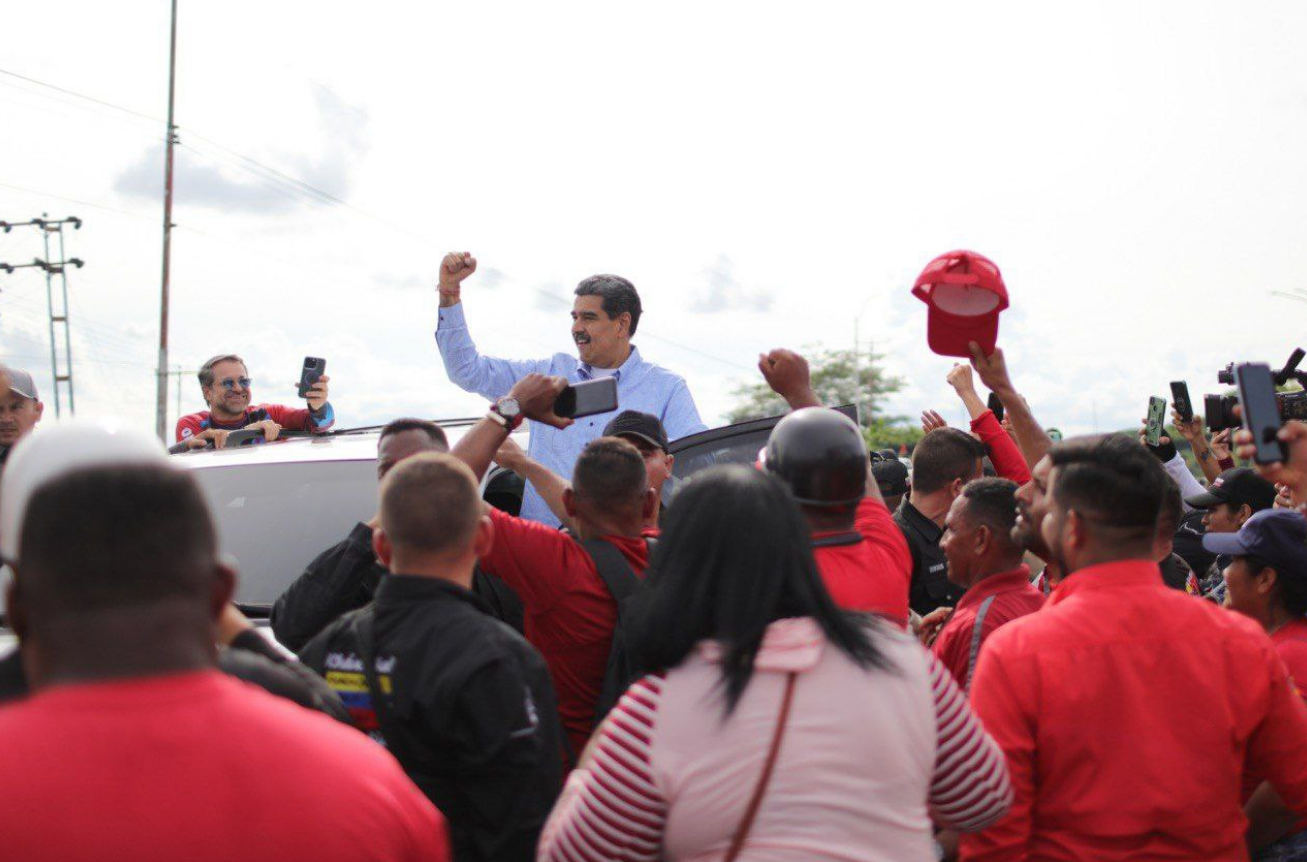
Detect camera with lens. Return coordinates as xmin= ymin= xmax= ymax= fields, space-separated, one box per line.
xmin=1209 ymin=348 xmax=1307 ymax=431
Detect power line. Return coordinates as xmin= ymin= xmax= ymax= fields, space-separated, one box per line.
xmin=0 ymin=68 xmax=161 ymax=123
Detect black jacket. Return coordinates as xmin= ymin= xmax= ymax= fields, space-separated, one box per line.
xmin=894 ymin=497 xmax=965 ymax=615
xmin=0 ymin=630 xmax=349 ymax=723
xmin=299 ymin=575 xmax=562 ymax=862
xmin=271 ymin=522 xmax=524 ymax=651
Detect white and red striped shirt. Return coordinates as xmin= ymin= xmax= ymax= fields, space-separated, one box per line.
xmin=540 ymin=620 xmax=1011 ymax=862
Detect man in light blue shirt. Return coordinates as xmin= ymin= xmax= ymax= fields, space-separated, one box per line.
xmin=435 ymin=251 xmax=707 ymax=526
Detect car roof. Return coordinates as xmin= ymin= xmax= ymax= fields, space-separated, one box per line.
xmin=172 ymin=418 xmax=508 ymax=469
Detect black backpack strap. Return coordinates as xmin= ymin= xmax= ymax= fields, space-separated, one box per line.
xmin=358 ymin=612 xmax=416 ymax=766
xmin=811 ymin=531 xmax=863 ymax=549
xmin=582 ymin=539 xmax=642 ymax=606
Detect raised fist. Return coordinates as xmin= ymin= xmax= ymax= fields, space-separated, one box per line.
xmin=438 ymin=251 xmax=477 ymax=307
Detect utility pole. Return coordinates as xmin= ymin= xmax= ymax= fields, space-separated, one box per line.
xmin=0 ymin=216 xmax=84 ymax=417
xmin=155 ymin=0 xmax=180 ymax=442
xmin=164 ymin=365 xmax=197 ymax=432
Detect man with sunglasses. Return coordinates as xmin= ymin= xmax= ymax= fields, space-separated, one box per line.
xmin=175 ymin=354 xmax=334 ymax=449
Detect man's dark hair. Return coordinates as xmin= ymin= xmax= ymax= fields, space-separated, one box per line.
xmin=19 ymin=465 xmax=217 ymax=617
xmin=1242 ymin=554 xmax=1307 ymax=617
xmin=380 ymin=418 xmax=448 ymax=450
xmin=572 ymin=437 xmax=647 ymax=514
xmin=911 ymin=428 xmax=987 ymax=496
xmin=575 ymin=275 xmax=642 ymax=335
xmin=1048 ymin=434 xmax=1167 ymax=540
xmin=1158 ymin=476 xmax=1183 ymax=537
xmin=624 ymin=465 xmax=887 ymax=714
xmin=379 ymin=453 xmax=481 ymax=557
xmin=960 ymin=477 xmax=1020 ymax=540
xmin=197 ymin=354 xmax=246 ymax=389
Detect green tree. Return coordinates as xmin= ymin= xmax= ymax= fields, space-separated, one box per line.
xmin=727 ymin=345 xmax=909 ymax=432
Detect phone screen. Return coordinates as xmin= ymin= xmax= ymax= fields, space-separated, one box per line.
xmin=1235 ymin=362 xmax=1285 ymax=464
xmin=1170 ymin=381 xmax=1193 ymax=423
xmin=555 ymin=377 xmax=618 ymax=420
xmin=1145 ymin=397 xmax=1167 ymax=447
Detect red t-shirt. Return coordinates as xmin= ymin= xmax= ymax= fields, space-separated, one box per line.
xmin=811 ymin=497 xmax=913 ymax=625
xmin=0 ymin=671 xmax=448 ymax=862
xmin=480 ymin=507 xmax=654 ymax=756
xmin=175 ymin=403 xmax=328 ymax=442
xmin=931 ymin=565 xmax=1044 ymax=688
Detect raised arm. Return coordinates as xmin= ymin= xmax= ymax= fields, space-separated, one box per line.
xmin=968 ymin=342 xmax=1051 ymax=470
xmin=1171 ymin=409 xmax=1222 ymax=484
xmin=759 ymin=348 xmax=822 ymax=411
xmin=493 ymin=436 xmax=576 ymax=531
xmin=451 ymin=374 xmax=573 ymax=483
xmin=947 ymin=363 xmax=1030 ymax=485
xmin=434 ymin=251 xmax=551 ymax=399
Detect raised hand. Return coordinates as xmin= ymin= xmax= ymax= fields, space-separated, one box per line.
xmin=921 ymin=410 xmax=949 ymax=434
xmin=299 ymin=374 xmax=331 ymax=411
xmin=946 ymin=363 xmax=977 ymax=395
xmin=758 ymin=348 xmax=819 ymax=409
xmin=508 ymin=374 xmax=574 ymax=430
xmin=967 ymin=341 xmax=1015 ymax=397
xmin=1170 ymin=409 xmax=1205 ymax=444
xmin=1235 ymin=421 xmax=1307 ymax=494
xmin=437 ymin=251 xmax=478 ymax=308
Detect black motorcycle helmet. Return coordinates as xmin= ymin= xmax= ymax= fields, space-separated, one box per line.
xmin=764 ymin=407 xmax=867 ymax=507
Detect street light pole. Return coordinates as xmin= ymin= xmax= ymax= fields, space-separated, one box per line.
xmin=155 ymin=0 xmax=179 ymax=441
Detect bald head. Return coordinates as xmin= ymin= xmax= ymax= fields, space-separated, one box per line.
xmin=378 ymin=453 xmax=483 ymax=560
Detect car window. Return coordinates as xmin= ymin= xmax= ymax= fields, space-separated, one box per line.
xmin=665 ymin=405 xmax=858 ymax=503
xmin=190 ymin=460 xmax=377 ymax=609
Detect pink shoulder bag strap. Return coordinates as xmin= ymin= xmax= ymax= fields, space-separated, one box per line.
xmin=723 ymin=671 xmax=798 ymax=862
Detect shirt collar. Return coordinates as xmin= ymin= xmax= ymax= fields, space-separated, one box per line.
xmin=579 ymin=344 xmax=642 ymax=381
xmin=375 ymin=573 xmax=489 ymax=612
xmin=955 ymin=564 xmax=1033 ymax=611
xmin=1047 ymin=559 xmax=1162 ymax=605
xmin=898 ymin=498 xmax=942 ymax=541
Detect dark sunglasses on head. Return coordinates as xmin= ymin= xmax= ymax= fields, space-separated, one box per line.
xmin=218 ymin=377 xmax=253 ymax=391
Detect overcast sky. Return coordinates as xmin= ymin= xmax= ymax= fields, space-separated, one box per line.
xmin=2 ymin=1 xmax=1306 ymax=441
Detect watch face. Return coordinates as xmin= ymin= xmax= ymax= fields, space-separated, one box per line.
xmin=497 ymin=397 xmax=521 ymax=418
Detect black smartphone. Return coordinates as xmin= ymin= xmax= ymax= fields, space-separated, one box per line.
xmin=297 ymin=357 xmax=326 ymax=399
xmin=554 ymin=377 xmax=618 ymax=420
xmin=1235 ymin=362 xmax=1285 ymax=464
xmin=987 ymin=392 xmax=1005 ymax=423
xmin=1170 ymin=381 xmax=1193 ymax=423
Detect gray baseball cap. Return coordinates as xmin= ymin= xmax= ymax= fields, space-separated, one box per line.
xmin=7 ymin=369 xmax=39 ymax=401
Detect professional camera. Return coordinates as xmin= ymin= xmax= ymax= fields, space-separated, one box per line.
xmin=1209 ymin=347 xmax=1307 ymax=431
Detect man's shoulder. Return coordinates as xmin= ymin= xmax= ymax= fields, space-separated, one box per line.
xmin=633 ymin=355 xmax=689 ymax=387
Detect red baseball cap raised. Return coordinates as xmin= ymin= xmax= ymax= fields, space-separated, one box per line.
xmin=912 ymin=250 xmax=1009 ymax=358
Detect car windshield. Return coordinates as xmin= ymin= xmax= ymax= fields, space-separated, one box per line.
xmin=190 ymin=460 xmax=377 ymax=610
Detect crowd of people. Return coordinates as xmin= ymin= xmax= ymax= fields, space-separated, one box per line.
xmin=2 ymin=249 xmax=1307 ymax=862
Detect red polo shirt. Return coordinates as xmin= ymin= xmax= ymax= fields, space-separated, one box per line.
xmin=931 ymin=564 xmax=1043 ymax=687
xmin=960 ymin=560 xmax=1307 ymax=862
xmin=811 ymin=497 xmax=913 ymax=625
xmin=479 ymin=507 xmax=654 ymax=756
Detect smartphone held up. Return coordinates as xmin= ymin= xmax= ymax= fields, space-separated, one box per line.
xmin=1234 ymin=362 xmax=1287 ymax=465
xmin=554 ymin=377 xmax=619 ymax=420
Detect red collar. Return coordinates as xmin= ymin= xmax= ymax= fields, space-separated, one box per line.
xmin=1048 ymin=559 xmax=1162 ymax=605
xmin=955 ymin=565 xmax=1033 ymax=611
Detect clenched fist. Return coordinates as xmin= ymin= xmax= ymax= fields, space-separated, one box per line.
xmin=438 ymin=251 xmax=478 ymax=308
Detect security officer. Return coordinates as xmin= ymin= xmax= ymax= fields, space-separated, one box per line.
xmin=893 ymin=427 xmax=986 ymax=615
xmin=299 ymin=453 xmax=561 ymax=862
xmin=764 ymin=408 xmax=914 ymax=625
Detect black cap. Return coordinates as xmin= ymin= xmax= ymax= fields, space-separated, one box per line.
xmin=602 ymin=410 xmax=669 ymax=453
xmin=872 ymin=458 xmax=909 ymax=497
xmin=764 ymin=407 xmax=867 ymax=507
xmin=1184 ymin=467 xmax=1277 ymax=512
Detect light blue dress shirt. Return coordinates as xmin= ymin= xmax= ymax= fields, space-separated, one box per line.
xmin=436 ymin=302 xmax=708 ymax=526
